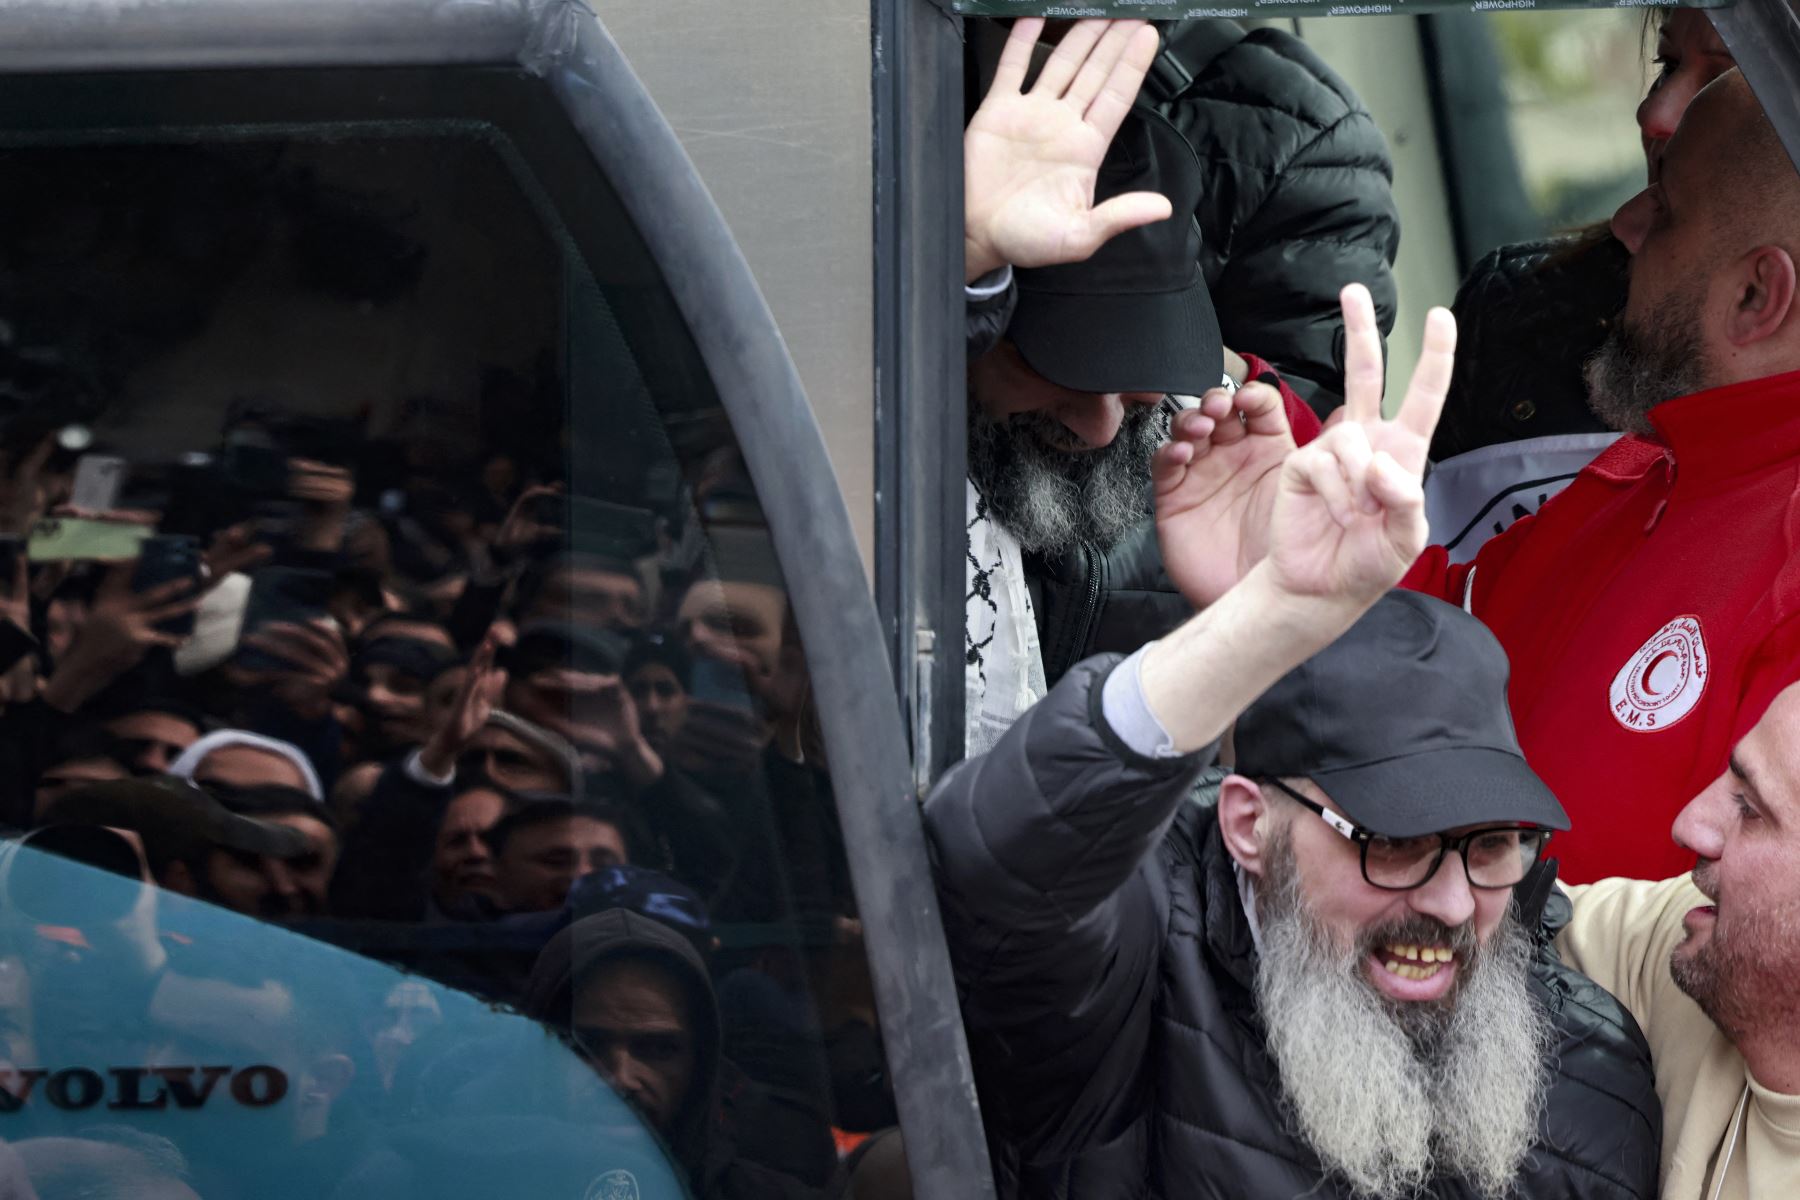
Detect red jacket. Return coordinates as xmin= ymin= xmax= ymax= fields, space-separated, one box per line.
xmin=1404 ymin=369 xmax=1800 ymax=882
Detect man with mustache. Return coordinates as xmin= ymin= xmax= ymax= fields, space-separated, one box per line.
xmin=925 ymin=297 xmax=1658 ymax=1199
xmin=1556 ymin=667 xmax=1800 ymax=1199
xmin=960 ymin=19 xmax=1322 ymax=752
xmin=1151 ymin=69 xmax=1800 ymax=884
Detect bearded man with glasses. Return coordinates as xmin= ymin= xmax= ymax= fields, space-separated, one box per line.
xmin=925 ymin=289 xmax=1659 ymax=1200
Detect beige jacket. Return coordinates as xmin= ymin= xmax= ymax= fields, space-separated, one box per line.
xmin=1559 ymin=876 xmax=1800 ymax=1200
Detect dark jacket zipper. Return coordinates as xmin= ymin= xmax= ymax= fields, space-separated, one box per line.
xmin=1048 ymin=540 xmax=1103 ymax=682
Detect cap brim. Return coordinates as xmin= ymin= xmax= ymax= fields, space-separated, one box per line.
xmin=44 ymin=778 xmax=312 ymax=860
xmin=1308 ymin=745 xmax=1570 ymax=838
xmin=1009 ymin=278 xmax=1222 ymax=398
xmin=213 ymin=812 xmax=313 ymax=859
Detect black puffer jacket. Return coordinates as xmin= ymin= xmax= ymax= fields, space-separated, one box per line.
xmin=1156 ymin=20 xmax=1400 ymax=416
xmin=968 ymin=21 xmax=1401 ymax=417
xmin=1431 ymin=234 xmax=1627 ymax=461
xmin=925 ymin=657 xmax=1662 ymax=1200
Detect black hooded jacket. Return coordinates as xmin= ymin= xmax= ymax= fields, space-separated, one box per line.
xmin=522 ymin=910 xmax=818 ymax=1200
xmin=925 ymin=656 xmax=1662 ymax=1200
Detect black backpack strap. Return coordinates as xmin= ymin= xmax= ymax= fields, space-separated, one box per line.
xmin=1144 ymin=41 xmax=1195 ymax=106
xmin=1141 ymin=19 xmax=1247 ymax=107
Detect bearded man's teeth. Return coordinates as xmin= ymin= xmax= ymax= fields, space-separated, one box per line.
xmin=1380 ymin=958 xmax=1446 ymax=982
xmin=1384 ymin=943 xmax=1454 ymax=965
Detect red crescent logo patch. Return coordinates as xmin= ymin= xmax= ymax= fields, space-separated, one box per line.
xmin=1638 ymin=650 xmax=1679 ymax=696
xmin=1610 ymin=616 xmax=1708 ymax=733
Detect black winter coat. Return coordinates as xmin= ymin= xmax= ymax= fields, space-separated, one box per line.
xmin=1154 ymin=20 xmax=1401 ymax=417
xmin=1431 ymin=235 xmax=1627 ymax=461
xmin=925 ymin=656 xmax=1662 ymax=1200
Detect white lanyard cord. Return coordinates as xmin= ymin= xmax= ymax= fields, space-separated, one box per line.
xmin=1708 ymin=1083 xmax=1752 ymax=1200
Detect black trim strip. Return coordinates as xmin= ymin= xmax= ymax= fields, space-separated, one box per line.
xmin=874 ymin=0 xmax=972 ymax=796
xmin=541 ymin=10 xmax=997 ymax=1196
xmin=1712 ymin=0 xmax=1800 ymax=186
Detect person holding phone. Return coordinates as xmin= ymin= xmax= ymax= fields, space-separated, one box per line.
xmin=0 ymin=535 xmax=36 ymax=684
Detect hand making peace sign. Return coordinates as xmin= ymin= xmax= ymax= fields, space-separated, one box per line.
xmin=1152 ymin=285 xmax=1457 ymax=608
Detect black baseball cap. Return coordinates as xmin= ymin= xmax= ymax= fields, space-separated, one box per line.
xmin=1234 ymin=591 xmax=1569 ymax=838
xmin=1008 ymin=106 xmax=1222 ymax=398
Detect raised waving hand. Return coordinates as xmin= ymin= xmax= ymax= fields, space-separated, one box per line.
xmin=963 ymin=18 xmax=1169 ymax=283
xmin=1153 ymin=285 xmax=1456 ymax=605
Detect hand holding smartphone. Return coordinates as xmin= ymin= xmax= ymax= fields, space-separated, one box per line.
xmin=130 ymin=535 xmax=204 ymax=638
xmin=234 ymin=567 xmax=335 ymax=673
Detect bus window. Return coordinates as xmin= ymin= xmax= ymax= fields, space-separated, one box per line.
xmin=0 ymin=65 xmax=886 ymax=1200
xmin=1427 ymin=8 xmax=1656 ymax=269
xmin=1487 ymin=10 xmax=1655 ymax=236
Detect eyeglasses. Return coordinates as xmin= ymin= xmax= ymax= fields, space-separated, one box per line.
xmin=1264 ymin=778 xmax=1550 ymax=892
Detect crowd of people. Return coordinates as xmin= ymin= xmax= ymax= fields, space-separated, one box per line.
xmin=0 ymin=326 xmax=878 ymax=1196
xmin=1 ymin=6 xmax=1796 ymax=1200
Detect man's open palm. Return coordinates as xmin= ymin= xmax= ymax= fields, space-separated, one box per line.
xmin=964 ymin=19 xmax=1170 ymax=282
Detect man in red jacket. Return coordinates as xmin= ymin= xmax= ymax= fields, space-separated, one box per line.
xmin=1151 ymin=69 xmax=1800 ymax=883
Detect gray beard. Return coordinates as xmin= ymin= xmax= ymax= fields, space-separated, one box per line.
xmin=1253 ymin=837 xmax=1552 ymax=1199
xmin=1583 ymin=287 xmax=1711 ymax=437
xmin=966 ymin=402 xmax=1165 ymax=555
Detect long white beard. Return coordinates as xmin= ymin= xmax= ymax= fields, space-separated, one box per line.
xmin=1253 ymin=850 xmax=1552 ymax=1199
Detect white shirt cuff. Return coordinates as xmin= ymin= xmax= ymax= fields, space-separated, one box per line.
xmin=1100 ymin=645 xmax=1183 ymax=759
xmin=404 ymin=747 xmax=455 ymax=789
xmin=964 ymin=264 xmax=1013 ymax=301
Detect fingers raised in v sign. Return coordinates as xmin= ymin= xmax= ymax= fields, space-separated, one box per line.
xmin=1340 ymin=283 xmax=1387 ymax=426
xmin=1395 ymin=306 xmax=1456 ymax=452
xmin=1337 ymin=283 xmax=1456 ymax=469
